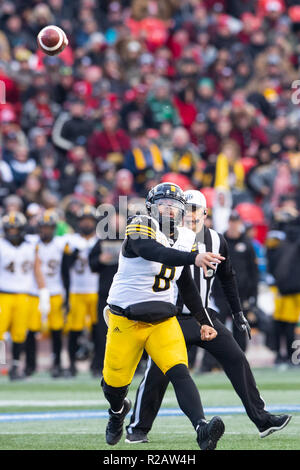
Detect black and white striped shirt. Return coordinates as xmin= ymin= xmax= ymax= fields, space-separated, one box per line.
xmin=178 ymin=226 xmax=242 ymax=316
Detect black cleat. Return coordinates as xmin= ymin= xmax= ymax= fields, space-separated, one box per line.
xmin=9 ymin=366 xmax=25 ymax=381
xmin=64 ymin=364 xmax=77 ymax=377
xmin=258 ymin=414 xmax=292 ymax=438
xmin=24 ymin=366 xmax=35 ymax=377
xmin=125 ymin=429 xmax=149 ymax=444
xmin=106 ymin=398 xmax=131 ymax=446
xmin=50 ymin=365 xmax=63 ymax=378
xmin=197 ymin=416 xmax=225 ymax=450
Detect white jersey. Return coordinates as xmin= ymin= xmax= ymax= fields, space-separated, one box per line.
xmin=68 ymin=234 xmax=99 ymax=294
xmin=107 ymin=216 xmax=195 ymax=309
xmin=0 ymin=238 xmax=37 ymax=294
xmin=29 ymin=236 xmax=68 ymax=297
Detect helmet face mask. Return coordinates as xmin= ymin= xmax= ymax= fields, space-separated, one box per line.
xmin=38 ymin=211 xmax=58 ymax=242
xmin=2 ymin=212 xmax=27 ymax=246
xmin=146 ymin=183 xmax=186 ymax=236
xmin=78 ymin=216 xmax=96 ymax=236
xmin=77 ymin=206 xmax=97 ymax=236
xmin=39 ymin=225 xmax=56 ymax=243
xmin=4 ymin=227 xmax=24 ymax=246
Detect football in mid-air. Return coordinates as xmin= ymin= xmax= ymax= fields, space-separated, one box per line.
xmin=37 ymin=25 xmax=68 ymax=56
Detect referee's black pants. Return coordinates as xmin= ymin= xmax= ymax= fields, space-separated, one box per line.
xmin=127 ymin=313 xmax=271 ymax=435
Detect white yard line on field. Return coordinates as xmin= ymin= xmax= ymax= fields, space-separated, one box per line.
xmin=0 ymin=399 xmax=177 ymax=407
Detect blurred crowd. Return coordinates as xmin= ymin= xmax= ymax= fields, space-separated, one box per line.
xmin=0 ymin=0 xmax=300 ymax=369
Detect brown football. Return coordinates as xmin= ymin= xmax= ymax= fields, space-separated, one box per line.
xmin=37 ymin=25 xmax=68 ymax=56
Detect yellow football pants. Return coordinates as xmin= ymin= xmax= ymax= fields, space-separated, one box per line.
xmin=0 ymin=293 xmax=30 ymax=343
xmin=271 ymin=287 xmax=300 ymax=323
xmin=28 ymin=295 xmax=64 ymax=332
xmin=103 ymin=312 xmax=188 ymax=387
xmin=67 ymin=293 xmax=98 ymax=331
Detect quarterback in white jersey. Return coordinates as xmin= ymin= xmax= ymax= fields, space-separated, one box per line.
xmin=107 ymin=215 xmax=195 ymax=309
xmin=0 ymin=212 xmax=47 ymax=380
xmin=62 ymin=205 xmax=99 ymax=376
xmin=102 ymin=182 xmax=226 ymax=450
xmin=25 ymin=211 xmax=69 ymax=378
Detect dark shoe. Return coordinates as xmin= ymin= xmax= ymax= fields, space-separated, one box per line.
xmin=196 ymin=416 xmax=225 ymax=450
xmin=106 ymin=398 xmax=131 ymax=446
xmin=50 ymin=365 xmax=63 ymax=378
xmin=64 ymin=364 xmax=77 ymax=377
xmin=258 ymin=414 xmax=292 ymax=438
xmin=125 ymin=429 xmax=149 ymax=443
xmin=24 ymin=366 xmax=35 ymax=377
xmin=9 ymin=366 xmax=25 ymax=381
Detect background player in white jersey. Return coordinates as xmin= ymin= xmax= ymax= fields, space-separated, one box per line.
xmin=62 ymin=205 xmax=99 ymax=377
xmin=0 ymin=212 xmax=48 ymax=380
xmin=102 ymin=182 xmax=227 ymax=450
xmin=25 ymin=211 xmax=68 ymax=378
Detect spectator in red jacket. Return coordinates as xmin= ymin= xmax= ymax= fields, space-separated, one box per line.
xmin=173 ymin=85 xmax=198 ymax=130
xmin=87 ymin=110 xmax=131 ymax=167
xmin=229 ymin=103 xmax=269 ymax=158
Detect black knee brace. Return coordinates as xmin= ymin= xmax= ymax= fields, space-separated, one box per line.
xmin=101 ymin=378 xmax=129 ymax=412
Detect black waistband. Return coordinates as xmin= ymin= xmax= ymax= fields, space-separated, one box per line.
xmin=110 ymin=303 xmax=184 ymax=318
xmin=109 ymin=304 xmax=126 ymax=316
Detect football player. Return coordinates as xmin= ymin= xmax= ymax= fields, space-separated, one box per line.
xmin=0 ymin=212 xmax=48 ymax=380
xmin=25 ymin=210 xmax=68 ymax=378
xmin=126 ymin=190 xmax=292 ymax=442
xmin=101 ymin=182 xmax=226 ymax=450
xmin=62 ymin=205 xmax=99 ymax=376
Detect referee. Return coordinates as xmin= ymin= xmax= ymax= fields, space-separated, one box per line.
xmin=126 ymin=190 xmax=292 ymax=443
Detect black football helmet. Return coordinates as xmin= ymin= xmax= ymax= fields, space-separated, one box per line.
xmin=38 ymin=210 xmax=58 ymax=227
xmin=146 ymin=182 xmax=186 ymax=233
xmin=77 ymin=205 xmax=97 ymax=220
xmin=38 ymin=210 xmax=58 ymax=242
xmin=2 ymin=211 xmax=27 ymax=245
xmin=77 ymin=205 xmax=97 ymax=236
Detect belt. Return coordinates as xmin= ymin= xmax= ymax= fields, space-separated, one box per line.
xmin=109 ymin=304 xmax=127 ymax=317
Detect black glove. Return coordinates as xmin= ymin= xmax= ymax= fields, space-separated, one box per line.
xmin=232 ymin=311 xmax=251 ymax=340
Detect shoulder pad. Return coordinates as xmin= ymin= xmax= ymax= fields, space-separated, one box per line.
xmin=126 ymin=215 xmax=157 ymax=240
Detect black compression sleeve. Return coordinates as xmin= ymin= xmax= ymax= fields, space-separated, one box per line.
xmin=88 ymin=240 xmax=105 ymax=273
xmin=217 ymin=236 xmax=243 ymax=314
xmin=128 ymin=237 xmax=197 ymax=267
xmin=176 ymin=266 xmax=213 ymax=326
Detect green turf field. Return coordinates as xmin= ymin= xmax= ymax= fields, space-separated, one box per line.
xmin=0 ymin=367 xmax=299 ymax=450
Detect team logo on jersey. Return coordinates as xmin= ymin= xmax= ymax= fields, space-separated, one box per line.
xmin=113 ymin=327 xmax=122 ymax=333
xmin=205 ymin=269 xmax=215 ymax=278
xmin=235 ymin=243 xmax=247 ymax=252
